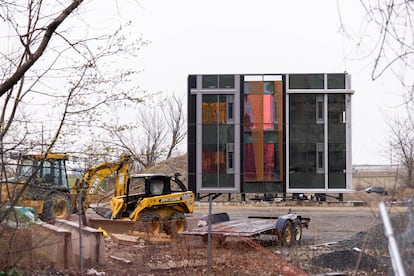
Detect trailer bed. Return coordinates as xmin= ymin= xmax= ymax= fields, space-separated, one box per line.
xmin=183 ymin=218 xmax=277 ymax=237
xmin=182 ymin=212 xmax=310 ymax=246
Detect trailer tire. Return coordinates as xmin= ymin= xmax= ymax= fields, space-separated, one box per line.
xmin=293 ymin=220 xmax=302 ymax=244
xmin=139 ymin=212 xmax=162 ymax=234
xmin=165 ymin=212 xmax=186 ymax=235
xmin=39 ymin=193 xmax=72 ymax=221
xmin=280 ymin=220 xmax=294 ymax=246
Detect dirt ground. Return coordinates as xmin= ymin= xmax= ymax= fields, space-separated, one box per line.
xmin=5 ymin=191 xmax=412 ymax=276
xmin=67 ymin=196 xmax=412 ymax=276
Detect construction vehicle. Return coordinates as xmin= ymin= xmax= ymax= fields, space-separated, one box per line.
xmin=0 ymin=153 xmax=131 ymax=221
xmin=108 ymin=173 xmax=194 ymax=234
xmin=1 ymin=153 xmax=195 ymax=235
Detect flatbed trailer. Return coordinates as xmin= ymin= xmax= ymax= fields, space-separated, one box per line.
xmin=182 ymin=212 xmax=310 ymax=246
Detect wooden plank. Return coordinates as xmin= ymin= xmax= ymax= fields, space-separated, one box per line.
xmin=110 ymin=233 xmax=142 ymax=245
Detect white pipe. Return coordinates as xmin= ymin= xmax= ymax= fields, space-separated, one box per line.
xmin=379 ymin=202 xmax=406 ymax=276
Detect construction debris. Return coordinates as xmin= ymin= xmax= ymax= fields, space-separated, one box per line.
xmin=109 ymin=255 xmax=133 ymax=264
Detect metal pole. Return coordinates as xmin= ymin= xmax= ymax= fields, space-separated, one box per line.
xmin=379 ymin=202 xmax=406 ymax=276
xmin=78 ymin=192 xmax=83 ymax=276
xmin=207 ymin=193 xmax=212 ymax=276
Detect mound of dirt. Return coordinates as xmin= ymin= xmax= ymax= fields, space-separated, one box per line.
xmin=331 ymin=212 xmax=408 ymax=251
xmin=141 ymin=154 xmax=187 ymax=182
xmin=307 ymin=211 xmax=411 ymax=274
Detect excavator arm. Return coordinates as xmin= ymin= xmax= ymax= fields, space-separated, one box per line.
xmin=73 ymin=154 xmax=132 ymax=212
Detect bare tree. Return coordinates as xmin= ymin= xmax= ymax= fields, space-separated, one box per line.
xmin=0 ymin=1 xmax=148 ymax=271
xmin=0 ymin=1 xmax=145 ymax=156
xmin=344 ymin=1 xmax=414 ymax=186
xmin=99 ymin=95 xmax=187 ymax=170
xmin=351 ymin=0 xmax=414 ymax=96
xmin=389 ymin=109 xmax=414 ymax=188
xmin=0 ymin=1 xmax=83 ymax=97
xmin=162 ymin=94 xmax=186 ymax=159
xmin=137 ymin=108 xmax=167 ymax=168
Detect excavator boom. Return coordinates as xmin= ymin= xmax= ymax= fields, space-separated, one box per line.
xmin=73 ymin=154 xmax=132 ymax=212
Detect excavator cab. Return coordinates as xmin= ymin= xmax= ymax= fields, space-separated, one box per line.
xmin=16 ymin=154 xmax=69 ymax=188
xmin=1 ymin=153 xmax=72 ymax=221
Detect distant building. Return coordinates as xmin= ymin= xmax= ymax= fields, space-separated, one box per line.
xmin=187 ymin=73 xmax=354 ymax=198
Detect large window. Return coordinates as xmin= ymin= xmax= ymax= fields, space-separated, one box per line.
xmin=327 ymin=74 xmax=346 ymax=89
xmin=289 ymin=74 xmax=324 ymax=89
xmin=202 ymin=75 xmax=235 ymax=89
xmin=328 ymin=94 xmax=346 ymax=188
xmin=243 ymin=81 xmax=282 ymax=186
xmin=202 ymin=94 xmax=235 ymax=188
xmin=289 ymin=94 xmax=325 ymax=189
xmin=288 ymin=93 xmax=348 ymax=190
xmin=289 ymin=73 xmax=347 ymax=90
xmin=244 ymin=94 xmax=275 ymax=131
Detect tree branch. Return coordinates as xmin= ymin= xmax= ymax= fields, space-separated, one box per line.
xmin=0 ymin=0 xmax=83 ymax=97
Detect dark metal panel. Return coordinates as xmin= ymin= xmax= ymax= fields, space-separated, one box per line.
xmin=187 ymin=75 xmax=197 ymax=193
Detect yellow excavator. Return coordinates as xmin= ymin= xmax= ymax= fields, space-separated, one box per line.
xmin=1 ymin=153 xmax=194 ymax=234
xmin=0 ymin=153 xmax=131 ymax=221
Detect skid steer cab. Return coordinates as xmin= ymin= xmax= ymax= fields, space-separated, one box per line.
xmin=109 ymin=173 xmax=194 ymax=235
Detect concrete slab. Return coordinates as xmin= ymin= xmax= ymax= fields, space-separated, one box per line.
xmin=32 ymin=222 xmax=74 ymax=269
xmin=55 ymin=219 xmax=105 ymax=266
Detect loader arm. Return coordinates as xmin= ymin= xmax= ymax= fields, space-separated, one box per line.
xmin=74 ymin=155 xmax=131 ymax=211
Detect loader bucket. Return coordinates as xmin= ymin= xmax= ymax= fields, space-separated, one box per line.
xmin=87 ymin=217 xmax=136 ymax=234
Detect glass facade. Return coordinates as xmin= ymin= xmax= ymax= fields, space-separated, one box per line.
xmin=201 ymin=94 xmax=235 ymax=188
xmin=289 ymin=74 xmax=324 ymax=89
xmin=328 ymin=94 xmax=346 ymax=188
xmin=289 ymin=94 xmax=325 ymax=189
xmin=327 ymin=74 xmax=346 ymax=89
xmin=202 ymin=75 xmax=235 ymax=89
xmin=188 ymin=73 xmax=352 ymax=195
xmin=288 ymin=92 xmax=348 ymax=190
xmin=243 ymin=80 xmax=283 ymax=192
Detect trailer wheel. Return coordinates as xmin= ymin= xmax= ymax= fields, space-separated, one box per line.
xmin=139 ymin=212 xmax=162 ymax=234
xmin=165 ymin=212 xmax=186 ymax=235
xmin=293 ymin=220 xmax=302 ymax=244
xmin=39 ymin=193 xmax=72 ymax=221
xmin=280 ymin=220 xmax=293 ymax=246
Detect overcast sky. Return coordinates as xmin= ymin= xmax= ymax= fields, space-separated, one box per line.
xmin=85 ymin=0 xmax=403 ymax=165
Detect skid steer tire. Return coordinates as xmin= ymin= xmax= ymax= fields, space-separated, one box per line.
xmin=39 ymin=193 xmax=72 ymax=222
xmin=139 ymin=212 xmax=162 ymax=235
xmin=164 ymin=212 xmax=186 ymax=236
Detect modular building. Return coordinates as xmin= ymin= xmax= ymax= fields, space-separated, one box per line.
xmin=187 ymin=73 xmax=353 ymax=199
